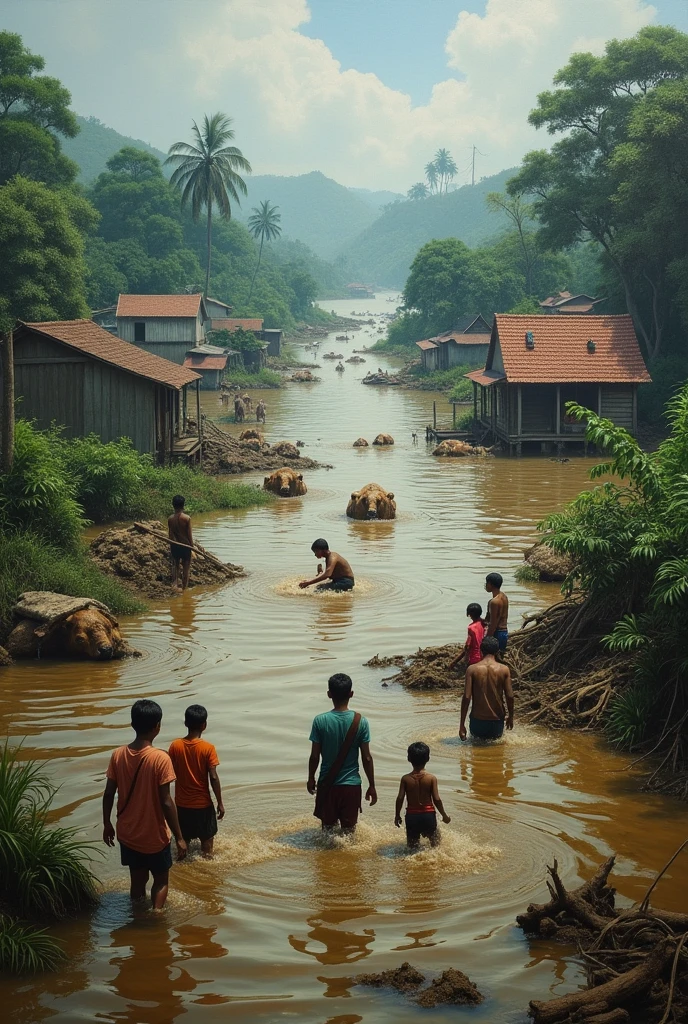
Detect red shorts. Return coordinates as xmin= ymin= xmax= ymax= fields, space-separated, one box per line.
xmin=317 ymin=784 xmax=362 ymax=829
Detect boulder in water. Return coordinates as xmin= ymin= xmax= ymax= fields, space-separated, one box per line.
xmin=353 ymin=437 xmax=369 ymax=447
xmin=524 ymin=542 xmax=573 ymax=582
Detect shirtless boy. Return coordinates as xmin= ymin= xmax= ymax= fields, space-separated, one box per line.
xmin=168 ymin=495 xmax=193 ymax=590
xmin=299 ymin=538 xmax=355 ymax=592
xmin=394 ymin=742 xmax=451 ymax=848
xmin=460 ymin=636 xmax=514 ymax=741
xmin=484 ymin=572 xmax=509 ymax=652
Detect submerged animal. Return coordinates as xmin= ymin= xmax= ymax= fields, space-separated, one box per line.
xmin=346 ymin=483 xmax=396 ymax=520
xmin=353 ymin=438 xmax=369 ymax=447
xmin=6 ymin=593 xmax=136 ymax=661
xmin=263 ymin=467 xmax=308 ymax=497
xmin=239 ymin=428 xmax=264 ymax=442
xmin=271 ymin=440 xmax=300 ymax=459
xmin=432 ymin=440 xmax=492 ymax=457
xmin=372 ymin=433 xmax=394 ymax=446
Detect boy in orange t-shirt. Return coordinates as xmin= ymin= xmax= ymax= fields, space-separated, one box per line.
xmin=168 ymin=704 xmax=224 ymax=857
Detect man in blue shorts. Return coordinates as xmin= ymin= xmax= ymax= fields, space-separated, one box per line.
xmin=459 ymin=637 xmax=514 ymax=741
xmin=485 ymin=572 xmax=509 ymax=652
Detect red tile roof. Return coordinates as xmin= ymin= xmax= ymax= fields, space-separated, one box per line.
xmin=183 ymin=353 xmax=228 ymax=371
xmin=116 ymin=294 xmax=204 ymax=318
xmin=465 ymin=368 xmax=505 ymax=387
xmin=19 ymin=320 xmax=200 ymax=389
xmin=416 ymin=339 xmax=438 ymax=351
xmin=490 ymin=315 xmax=650 ymax=384
xmin=211 ymin=318 xmax=264 ymax=333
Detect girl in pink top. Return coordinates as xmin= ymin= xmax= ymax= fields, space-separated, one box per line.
xmin=448 ymin=603 xmax=485 ymax=672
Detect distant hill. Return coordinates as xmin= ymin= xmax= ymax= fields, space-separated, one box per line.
xmin=348 ymin=187 xmax=404 ymax=210
xmin=233 ymin=171 xmax=379 ymax=260
xmin=62 ymin=116 xmax=167 ymax=182
xmin=339 ymin=169 xmax=518 ymax=288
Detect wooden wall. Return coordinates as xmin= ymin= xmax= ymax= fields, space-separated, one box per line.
xmin=447 ymin=341 xmax=488 ymax=369
xmin=131 ymin=341 xmax=190 ymax=366
xmin=601 ymin=385 xmax=634 ymax=431
xmin=521 ymin=384 xmax=557 ymax=434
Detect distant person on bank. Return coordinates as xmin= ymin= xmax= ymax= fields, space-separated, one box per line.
xmin=484 ymin=572 xmax=509 ymax=652
xmin=168 ymin=704 xmax=224 ymax=858
xmin=168 ymin=494 xmax=193 ymax=591
xmin=460 ymin=637 xmax=514 ymax=741
xmin=299 ymin=538 xmax=355 ymax=592
xmin=102 ymin=699 xmax=187 ymax=910
xmin=307 ymin=673 xmax=376 ymax=833
xmin=448 ymin=602 xmax=485 ymax=673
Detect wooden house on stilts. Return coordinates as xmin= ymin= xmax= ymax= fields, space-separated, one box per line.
xmin=466 ymin=315 xmax=651 ymax=455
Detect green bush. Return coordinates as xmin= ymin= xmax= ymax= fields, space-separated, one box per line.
xmin=0 ymin=422 xmax=85 ymax=549
xmin=407 ymin=363 xmax=473 ymax=399
xmin=0 ymin=744 xmax=98 ymax=973
xmin=0 ymin=533 xmax=145 ymax=625
xmin=455 ymin=411 xmax=475 ymax=431
xmin=59 ymin=435 xmax=148 ymax=522
xmin=637 ymin=355 xmax=688 ymax=426
xmin=133 ymin=464 xmax=274 ymax=519
xmin=223 ymin=367 xmax=282 ymax=389
xmin=514 ymin=563 xmax=541 ymax=583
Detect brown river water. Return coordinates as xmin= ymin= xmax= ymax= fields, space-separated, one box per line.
xmin=1 ymin=294 xmax=687 ymax=1023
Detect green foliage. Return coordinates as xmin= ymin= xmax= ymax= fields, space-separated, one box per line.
xmin=132 ymin=463 xmax=274 ymax=519
xmin=57 ymin=434 xmax=148 ymax=521
xmin=222 ymin=367 xmax=282 ymax=389
xmin=0 ymin=31 xmax=79 ymax=187
xmin=0 ymin=177 xmax=96 ymax=329
xmin=0 ymin=743 xmax=98 ymax=973
xmin=638 ymin=356 xmax=688 ymax=426
xmin=606 ymin=683 xmax=653 ymax=749
xmin=0 ymin=421 xmax=86 ymax=549
xmin=214 ymin=326 xmax=262 ymax=352
xmin=508 ymin=25 xmax=688 ymax=361
xmin=540 ymin=385 xmax=688 ymax=754
xmin=63 ymin=115 xmax=167 ymax=183
xmin=247 ymin=199 xmax=282 ymax=302
xmin=515 ymin=563 xmax=541 ymax=583
xmin=0 ymin=532 xmax=145 ymax=624
xmin=406 ymin=363 xmax=473 ymax=399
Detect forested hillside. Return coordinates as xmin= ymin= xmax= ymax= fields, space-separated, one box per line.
xmin=233 ymin=171 xmax=379 ymax=260
xmin=62 ymin=116 xmax=167 ymax=182
xmin=339 ymin=169 xmax=516 ymax=287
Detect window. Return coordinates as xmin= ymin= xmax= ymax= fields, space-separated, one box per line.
xmin=134 ymin=322 xmax=146 ymax=342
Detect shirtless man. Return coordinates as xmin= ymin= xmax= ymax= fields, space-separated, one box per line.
xmin=168 ymin=495 xmax=193 ymax=590
xmin=484 ymin=571 xmax=509 ymax=653
xmin=299 ymin=538 xmax=355 ymax=592
xmin=256 ymin=400 xmax=266 ymax=423
xmin=460 ymin=636 xmax=514 ymax=741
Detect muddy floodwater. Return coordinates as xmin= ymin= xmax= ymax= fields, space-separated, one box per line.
xmin=1 ymin=293 xmax=687 ymax=1023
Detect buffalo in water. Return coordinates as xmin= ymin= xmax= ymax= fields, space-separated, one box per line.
xmin=264 ymin=468 xmax=308 ymax=497
xmin=346 ymin=483 xmax=396 ymax=520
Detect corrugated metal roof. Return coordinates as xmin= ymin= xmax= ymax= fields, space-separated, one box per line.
xmin=19 ymin=320 xmax=201 ymax=389
xmin=492 ymin=315 xmax=651 ymax=384
xmin=116 ymin=294 xmax=204 ymax=318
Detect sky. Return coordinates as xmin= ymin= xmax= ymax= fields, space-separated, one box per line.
xmin=2 ymin=0 xmax=687 ymax=191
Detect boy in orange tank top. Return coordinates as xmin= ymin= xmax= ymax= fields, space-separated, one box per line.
xmin=394 ymin=742 xmax=451 ymax=849
xmin=168 ymin=705 xmax=224 ymax=857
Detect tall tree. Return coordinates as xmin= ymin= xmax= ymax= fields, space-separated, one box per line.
xmin=433 ymin=148 xmax=457 ymax=193
xmin=407 ymin=182 xmax=429 ymax=201
xmin=247 ymin=200 xmax=282 ymax=303
xmin=486 ymin=192 xmax=539 ymax=296
xmin=508 ymin=26 xmax=688 ymax=361
xmin=425 ymin=161 xmax=439 ymax=194
xmin=165 ymin=113 xmax=252 ymax=296
xmin=0 ymin=31 xmax=78 ymax=186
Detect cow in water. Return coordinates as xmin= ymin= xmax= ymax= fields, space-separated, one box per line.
xmin=242 ymin=393 xmax=253 ymax=414
xmin=256 ymin=400 xmax=266 ymax=423
xmin=234 ymin=396 xmax=245 ymax=423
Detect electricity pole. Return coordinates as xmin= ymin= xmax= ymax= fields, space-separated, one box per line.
xmin=471 ymin=145 xmax=476 ymax=187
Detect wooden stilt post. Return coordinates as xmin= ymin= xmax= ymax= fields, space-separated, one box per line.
xmin=452 ymin=403 xmax=456 ymax=428
xmin=196 ymin=380 xmax=202 ymax=467
xmin=433 ymin=400 xmax=436 ymax=430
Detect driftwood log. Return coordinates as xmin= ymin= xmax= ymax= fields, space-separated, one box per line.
xmin=520 ymin=851 xmax=688 ymax=1023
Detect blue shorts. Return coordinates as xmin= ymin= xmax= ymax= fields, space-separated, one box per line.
xmin=317 ymin=577 xmax=355 ymax=592
xmin=469 ymin=717 xmax=504 ymax=740
xmin=495 ymin=629 xmax=509 ymax=652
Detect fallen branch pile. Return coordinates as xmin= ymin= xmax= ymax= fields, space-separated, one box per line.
xmin=202 ymin=419 xmax=328 ymax=475
xmin=520 ymin=851 xmax=688 ymax=1023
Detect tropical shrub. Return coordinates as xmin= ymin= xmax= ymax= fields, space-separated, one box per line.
xmin=0 ymin=744 xmax=98 ymax=972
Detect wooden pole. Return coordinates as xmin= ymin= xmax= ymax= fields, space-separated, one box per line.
xmin=433 ymin=400 xmax=436 ymax=429
xmin=452 ymin=403 xmax=456 ymax=428
xmin=196 ymin=379 xmax=202 ymax=466
xmin=132 ymin=522 xmax=239 ymax=573
xmin=1 ymin=329 xmax=15 ymax=473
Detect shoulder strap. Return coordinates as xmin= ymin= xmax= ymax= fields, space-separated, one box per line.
xmin=116 ymin=752 xmax=148 ymax=819
xmin=317 ymin=712 xmax=362 ymax=796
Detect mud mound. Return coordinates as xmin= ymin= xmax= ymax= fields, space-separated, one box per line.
xmin=415 ymin=969 xmax=483 ymax=1008
xmin=365 ymin=645 xmax=463 ymax=689
xmin=238 ymin=428 xmax=264 ymax=442
xmin=355 ymin=962 xmax=425 ymax=993
xmin=433 ymin=440 xmax=492 ymax=457
xmin=524 ymin=542 xmax=573 ymax=582
xmin=89 ymin=521 xmax=244 ymax=599
xmin=202 ymin=420 xmax=326 ymax=474
xmin=290 ymin=370 xmax=320 ymax=382
xmin=271 ymin=441 xmax=300 ymax=459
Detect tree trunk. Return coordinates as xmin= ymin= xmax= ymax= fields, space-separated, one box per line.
xmin=1 ymin=329 xmax=15 ymax=473
xmin=205 ymin=201 xmax=212 ymax=298
xmin=248 ymin=235 xmax=264 ymax=304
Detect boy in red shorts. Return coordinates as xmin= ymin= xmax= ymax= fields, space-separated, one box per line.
xmin=168 ymin=705 xmax=224 ymax=857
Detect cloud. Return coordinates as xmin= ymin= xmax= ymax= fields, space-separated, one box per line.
xmin=180 ymin=0 xmax=655 ymax=190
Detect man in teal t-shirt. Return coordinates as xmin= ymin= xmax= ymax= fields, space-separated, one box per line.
xmin=307 ymin=673 xmax=376 ymax=833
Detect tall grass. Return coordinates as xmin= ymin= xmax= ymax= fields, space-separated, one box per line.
xmin=222 ymin=367 xmax=281 ymax=388
xmin=0 ymin=533 xmax=145 ymax=626
xmin=0 ymin=744 xmax=98 ymax=973
xmin=407 ymin=363 xmax=474 ymax=400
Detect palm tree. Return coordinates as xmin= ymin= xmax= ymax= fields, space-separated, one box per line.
xmin=247 ymin=200 xmax=282 ymax=303
xmin=165 ymin=113 xmax=252 ymax=296
xmin=434 ymin=148 xmax=455 ymax=193
xmin=407 ymin=182 xmax=429 ymax=201
xmin=444 ymin=153 xmax=458 ymax=192
xmin=425 ymin=161 xmax=439 ymax=194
